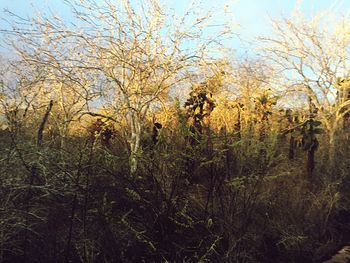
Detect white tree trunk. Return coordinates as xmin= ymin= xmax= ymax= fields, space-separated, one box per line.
xmin=129 ymin=110 xmax=142 ymax=175
xmin=130 ymin=130 xmax=141 ymax=174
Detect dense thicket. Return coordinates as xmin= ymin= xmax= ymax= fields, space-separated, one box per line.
xmin=0 ymin=1 xmax=350 ymax=262
xmin=0 ymin=85 xmax=349 ymax=262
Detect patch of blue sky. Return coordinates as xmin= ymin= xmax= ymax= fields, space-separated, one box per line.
xmin=1 ymin=0 xmax=350 ymax=54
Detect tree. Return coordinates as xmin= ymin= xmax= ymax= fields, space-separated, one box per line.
xmin=261 ymin=10 xmax=350 ymax=163
xmin=1 ymin=13 xmax=98 ymax=153
xmin=227 ymin=58 xmax=279 ymax=138
xmin=56 ymin=0 xmax=232 ymax=174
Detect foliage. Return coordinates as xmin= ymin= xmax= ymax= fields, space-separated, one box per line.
xmin=0 ymin=1 xmax=349 ymax=263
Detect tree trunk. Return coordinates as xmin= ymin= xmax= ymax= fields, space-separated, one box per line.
xmin=307 ymin=147 xmax=315 ymax=179
xmin=129 ymin=111 xmax=142 ymax=175
xmin=323 ymin=119 xmax=337 ymax=170
xmin=130 ymin=131 xmax=141 ymax=175
xmin=37 ymin=100 xmax=54 ymax=148
xmin=288 ymin=135 xmax=296 ymax=160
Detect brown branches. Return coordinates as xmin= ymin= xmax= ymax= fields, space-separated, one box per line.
xmin=80 ymin=111 xmax=117 ymax=123
xmin=37 ymin=100 xmax=53 ymax=148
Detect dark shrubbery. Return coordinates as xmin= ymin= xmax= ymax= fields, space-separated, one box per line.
xmin=0 ymin=107 xmax=349 ymax=262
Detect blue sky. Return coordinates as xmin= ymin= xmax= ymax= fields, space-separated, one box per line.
xmin=0 ymin=0 xmax=350 ymax=53
xmin=231 ymin=0 xmax=349 ymax=42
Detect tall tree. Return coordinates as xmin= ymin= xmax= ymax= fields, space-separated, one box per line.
xmin=59 ymin=0 xmax=232 ymax=173
xmin=261 ymin=10 xmax=350 ymax=162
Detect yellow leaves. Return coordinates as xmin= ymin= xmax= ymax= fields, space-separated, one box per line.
xmin=206 ymin=218 xmax=213 ymax=229
xmin=125 ymin=187 xmax=141 ymax=201
xmin=210 ymin=99 xmax=238 ymax=132
xmin=194 ymin=107 xmax=201 ymax=115
xmin=336 ymin=77 xmax=350 ymax=90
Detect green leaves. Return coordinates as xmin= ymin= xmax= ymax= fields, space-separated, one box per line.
xmin=313 ymin=128 xmax=324 ymax=134
xmin=302 ymin=137 xmax=319 ymax=151
xmin=286 ymin=118 xmax=323 ymax=152
xmin=125 ymin=187 xmax=141 ymax=201
xmin=307 ymin=120 xmax=322 ymax=127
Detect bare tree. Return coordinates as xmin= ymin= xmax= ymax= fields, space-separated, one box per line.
xmin=2 ymin=0 xmax=233 ymax=174
xmin=2 ymin=23 xmax=97 ymax=148
xmin=261 ymin=10 xmax=350 ymax=162
xmin=58 ymin=0 xmax=232 ymax=173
